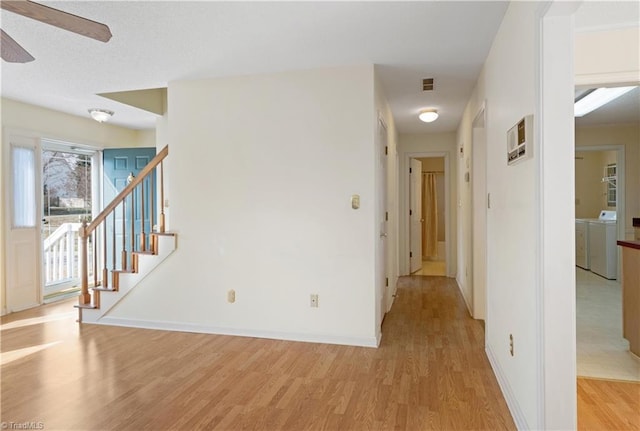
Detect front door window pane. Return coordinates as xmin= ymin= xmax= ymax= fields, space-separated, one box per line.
xmin=12 ymin=146 xmax=36 ymax=228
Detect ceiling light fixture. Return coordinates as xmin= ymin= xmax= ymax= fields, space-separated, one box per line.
xmin=419 ymin=109 xmax=439 ymax=123
xmin=88 ymin=108 xmax=114 ymax=123
xmin=574 ymin=86 xmax=636 ymax=117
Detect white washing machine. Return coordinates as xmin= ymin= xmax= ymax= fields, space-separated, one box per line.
xmin=575 ymin=219 xmax=590 ymax=269
xmin=588 ymin=211 xmax=617 ymax=280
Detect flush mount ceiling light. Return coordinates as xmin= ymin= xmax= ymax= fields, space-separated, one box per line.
xmin=574 ymin=86 xmax=636 ymax=117
xmin=88 ymin=108 xmax=114 ymax=123
xmin=419 ymin=109 xmax=439 ymax=123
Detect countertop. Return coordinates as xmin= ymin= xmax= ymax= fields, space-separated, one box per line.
xmin=617 ymin=240 xmax=640 ymax=250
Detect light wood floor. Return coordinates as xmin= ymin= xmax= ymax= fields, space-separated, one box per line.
xmin=1 ymin=276 xmax=517 ymax=430
xmin=412 ymin=260 xmax=447 ymax=277
xmin=577 ymin=377 xmax=640 ymax=430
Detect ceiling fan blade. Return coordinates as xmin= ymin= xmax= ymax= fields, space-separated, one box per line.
xmin=1 ymin=29 xmax=35 ymax=63
xmin=1 ymin=0 xmax=112 ymax=42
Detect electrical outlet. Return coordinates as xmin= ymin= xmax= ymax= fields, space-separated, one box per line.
xmin=227 ymin=289 xmax=236 ymax=303
xmin=509 ymin=333 xmax=514 ymax=356
xmin=310 ymin=294 xmax=319 ymax=308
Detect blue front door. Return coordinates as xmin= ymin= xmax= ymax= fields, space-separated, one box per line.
xmin=103 ymin=148 xmax=156 ymax=273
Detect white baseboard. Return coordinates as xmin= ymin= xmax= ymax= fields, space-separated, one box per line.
xmin=486 ymin=344 xmax=528 ymax=430
xmin=455 ymin=277 xmax=473 ymax=317
xmin=96 ymin=316 xmax=379 ymax=348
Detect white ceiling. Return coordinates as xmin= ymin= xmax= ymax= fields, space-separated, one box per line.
xmin=575 ymin=1 xmax=639 ymax=32
xmin=2 ymin=2 xmax=637 ymax=134
xmin=575 ymin=86 xmax=640 ymax=127
xmin=1 ymin=1 xmax=509 ymax=133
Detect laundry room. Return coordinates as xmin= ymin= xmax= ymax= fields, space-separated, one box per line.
xmin=573 ymin=85 xmax=640 ymax=383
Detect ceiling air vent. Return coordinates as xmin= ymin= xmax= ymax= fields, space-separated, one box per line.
xmin=422 ymin=78 xmax=434 ymax=91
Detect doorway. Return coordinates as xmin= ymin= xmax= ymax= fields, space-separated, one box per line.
xmin=573 ymin=80 xmax=638 ymax=384
xmin=409 ymin=156 xmax=446 ymax=276
xmin=575 ymin=145 xmax=638 ymax=381
xmin=41 ymin=141 xmax=99 ymax=302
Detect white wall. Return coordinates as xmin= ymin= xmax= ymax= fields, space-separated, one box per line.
xmin=456 ymin=2 xmax=578 ymax=428
xmin=0 ymin=98 xmax=152 ymax=315
xmin=1 ymin=98 xmax=148 ymax=148
xmin=575 ymin=26 xmax=640 ymax=87
xmin=108 ymin=65 xmax=383 ymax=346
xmin=398 ymin=133 xmax=457 ymax=278
xmin=476 ymin=4 xmax=540 ymax=422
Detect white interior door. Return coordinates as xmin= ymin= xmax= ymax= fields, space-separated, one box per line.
xmin=5 ymin=135 xmax=41 ymax=312
xmin=410 ymin=158 xmax=422 ymax=273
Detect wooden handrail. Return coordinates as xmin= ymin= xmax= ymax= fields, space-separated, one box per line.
xmin=82 ymin=146 xmax=168 ymax=237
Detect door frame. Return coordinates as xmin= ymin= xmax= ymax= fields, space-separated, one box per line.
xmin=471 ymin=102 xmax=487 ymax=320
xmin=401 ymin=151 xmax=451 ymax=277
xmin=40 ymin=139 xmax=101 ymax=299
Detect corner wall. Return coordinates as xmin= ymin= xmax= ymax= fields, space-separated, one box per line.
xmin=107 ymin=65 xmax=382 ymax=346
xmin=456 ymin=2 xmax=575 ymax=428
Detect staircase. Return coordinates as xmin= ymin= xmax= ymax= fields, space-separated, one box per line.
xmin=78 ymin=232 xmax=176 ymax=323
xmin=75 ymin=146 xmax=175 ymax=323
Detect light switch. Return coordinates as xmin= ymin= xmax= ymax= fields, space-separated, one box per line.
xmin=351 ymin=194 xmax=360 ymax=209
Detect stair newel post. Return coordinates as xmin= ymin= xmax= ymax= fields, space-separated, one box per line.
xmin=159 ymin=160 xmax=165 ymax=233
xmin=79 ymin=220 xmax=90 ymax=306
xmin=140 ymin=176 xmax=146 ymax=252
